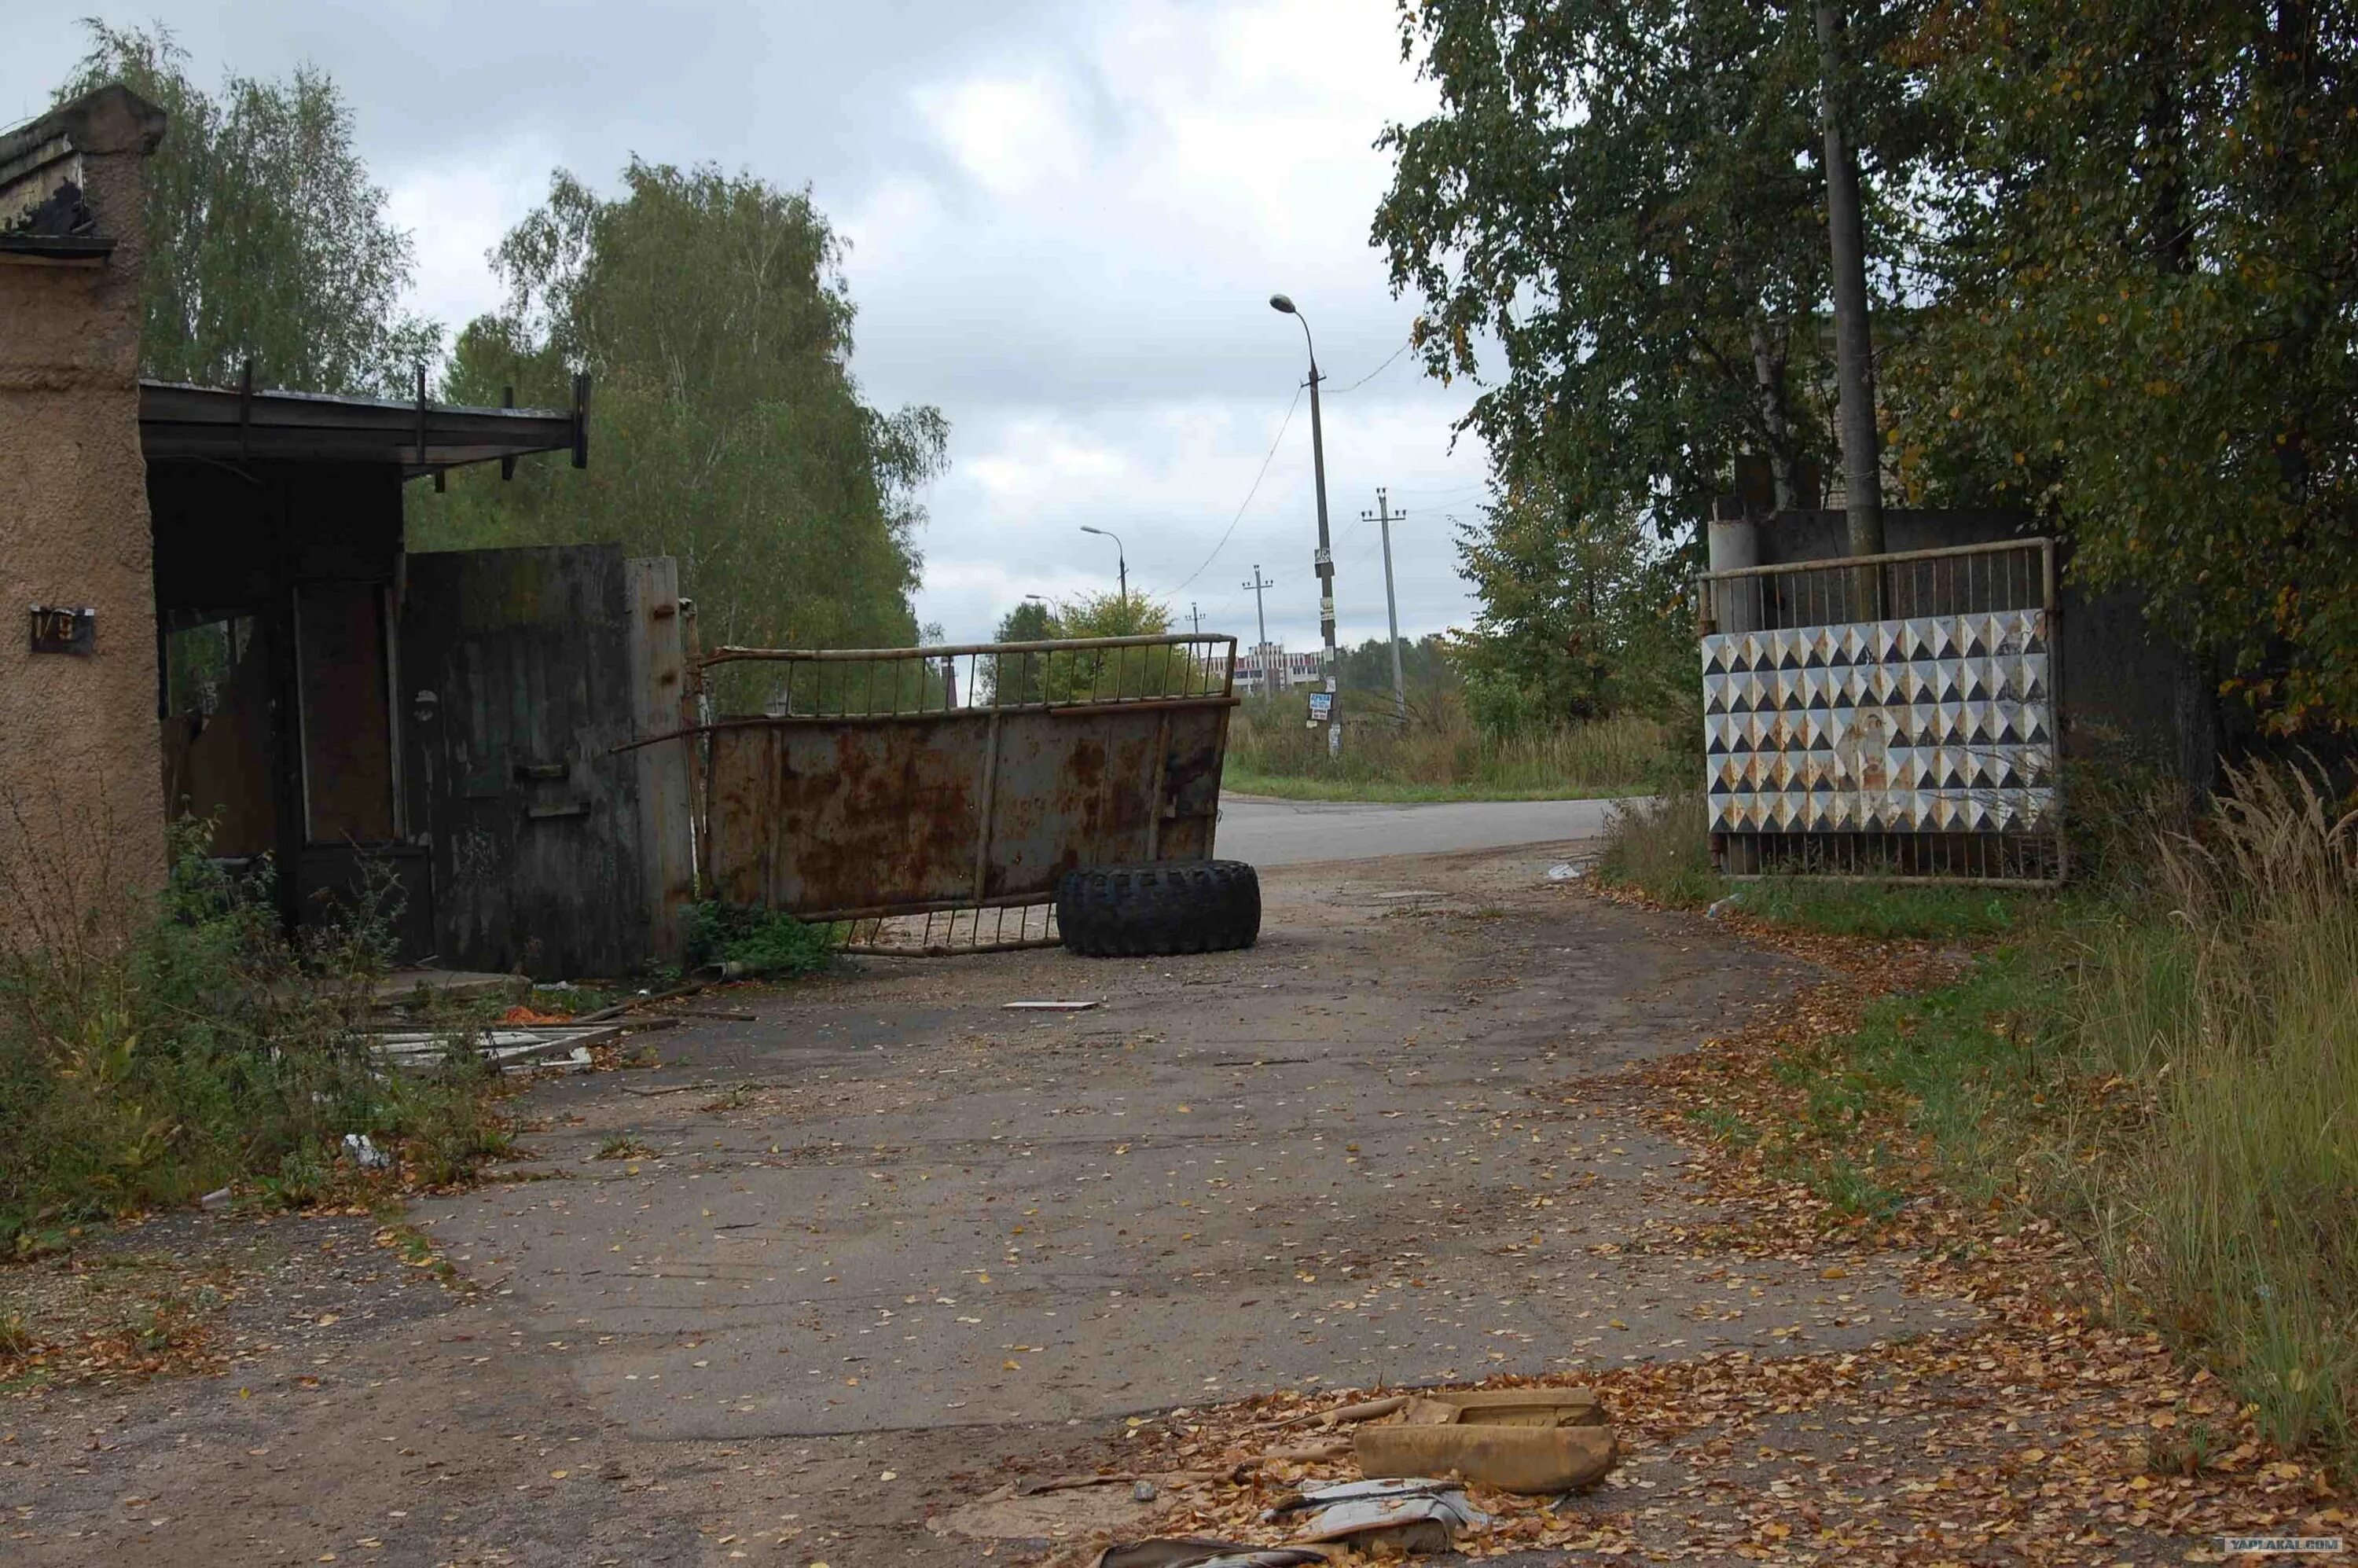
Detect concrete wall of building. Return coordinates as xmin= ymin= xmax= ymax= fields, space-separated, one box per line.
xmin=0 ymin=87 xmax=169 ymax=935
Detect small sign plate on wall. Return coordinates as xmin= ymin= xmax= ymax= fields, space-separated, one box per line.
xmin=28 ymin=605 xmax=95 ymax=655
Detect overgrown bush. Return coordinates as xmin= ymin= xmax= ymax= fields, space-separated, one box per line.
xmin=0 ymin=820 xmax=500 ymax=1250
xmin=683 ymin=902 xmax=836 ymax=977
xmin=1594 ymin=791 xmax=1721 ymax=909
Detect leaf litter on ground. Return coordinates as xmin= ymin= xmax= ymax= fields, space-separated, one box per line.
xmin=996 ymin=889 xmax=2348 ymax=1565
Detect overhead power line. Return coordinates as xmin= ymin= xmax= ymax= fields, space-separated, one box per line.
xmin=1170 ymin=382 xmax=1304 ymax=593
xmin=1327 ymin=334 xmax=1416 ymax=395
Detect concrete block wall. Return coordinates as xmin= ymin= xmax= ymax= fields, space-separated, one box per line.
xmin=0 ymin=86 xmax=169 ymax=938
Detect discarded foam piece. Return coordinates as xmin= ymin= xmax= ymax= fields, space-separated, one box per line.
xmin=1398 ymin=1387 xmax=1607 ymax=1428
xmin=1269 ymin=1477 xmax=1489 ymax=1551
xmin=1089 ymin=1540 xmax=1323 ymax=1568
xmin=1355 ymin=1420 xmax=1615 ymax=1495
xmin=1002 ymin=999 xmax=1101 ymax=1012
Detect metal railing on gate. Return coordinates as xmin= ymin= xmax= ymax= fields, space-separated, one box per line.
xmin=1696 ymin=538 xmax=2062 ymax=884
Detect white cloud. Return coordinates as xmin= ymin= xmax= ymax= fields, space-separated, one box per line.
xmin=920 ymin=75 xmax=1085 ymax=197
xmin=2 ymin=0 xmax=1494 ymax=648
xmin=381 ymin=141 xmax=560 ymax=335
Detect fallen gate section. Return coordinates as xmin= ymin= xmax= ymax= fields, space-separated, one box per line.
xmin=695 ymin=635 xmax=1239 ymax=950
xmin=1695 ymin=537 xmax=2062 ymax=883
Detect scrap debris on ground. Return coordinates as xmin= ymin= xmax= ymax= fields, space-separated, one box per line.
xmin=1010 ymin=895 xmax=2347 ymax=1565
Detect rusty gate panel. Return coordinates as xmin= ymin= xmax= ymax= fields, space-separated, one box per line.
xmin=696 ymin=635 xmax=1238 ymax=931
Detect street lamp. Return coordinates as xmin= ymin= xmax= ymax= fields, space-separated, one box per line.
xmin=1078 ymin=526 xmax=1128 ymax=611
xmin=1269 ymin=292 xmax=1340 ymax=758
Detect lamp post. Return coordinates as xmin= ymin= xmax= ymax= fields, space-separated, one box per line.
xmin=1269 ymin=292 xmax=1339 ymax=757
xmin=1079 ymin=525 xmax=1128 ymax=612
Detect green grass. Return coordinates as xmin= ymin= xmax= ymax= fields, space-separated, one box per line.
xmin=1632 ymin=763 xmax=2358 ymax=1468
xmin=1225 ymin=693 xmax=1680 ymax=802
xmin=1592 ymin=790 xmax=2056 ymax=942
xmin=1730 ymin=878 xmax=2046 ymax=941
xmin=1593 ymin=792 xmax=1724 ymax=910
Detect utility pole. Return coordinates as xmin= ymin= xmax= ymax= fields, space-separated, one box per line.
xmin=1188 ymin=602 xmax=1202 ymax=635
xmin=1361 ymin=487 xmax=1409 ymax=723
xmin=1243 ymin=566 xmax=1275 ymax=701
xmin=1269 ymin=293 xmax=1340 ymax=756
xmin=1814 ymin=0 xmax=1884 ymax=563
xmin=1306 ymin=357 xmax=1339 ymax=755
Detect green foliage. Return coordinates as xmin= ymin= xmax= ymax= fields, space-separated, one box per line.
xmin=975 ymin=592 xmax=1203 ymax=703
xmin=1042 ymin=591 xmax=1172 ymax=641
xmin=409 ymin=160 xmax=946 ymax=683
xmin=0 ymin=825 xmax=500 ymax=1246
xmin=1374 ymin=0 xmax=1899 ymax=527
xmin=1885 ymin=0 xmax=2358 ymax=730
xmin=58 ymin=22 xmax=439 ymax=393
xmin=993 ymin=601 xmax=1057 ymax=644
xmin=1449 ymin=480 xmax=1700 ymax=729
xmin=682 ymin=903 xmax=835 ymax=978
xmin=1387 ymin=2 xmax=2358 ymax=733
xmin=1332 ymin=634 xmax=1457 ymax=697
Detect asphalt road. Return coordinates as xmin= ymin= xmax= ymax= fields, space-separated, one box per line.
xmin=1216 ymin=793 xmax=1636 ymax=866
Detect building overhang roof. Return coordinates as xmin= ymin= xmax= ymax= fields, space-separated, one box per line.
xmin=138 ymin=376 xmax=589 ymax=479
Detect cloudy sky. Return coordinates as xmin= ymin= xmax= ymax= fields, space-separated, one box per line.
xmin=5 ymin=1 xmax=1497 ymax=651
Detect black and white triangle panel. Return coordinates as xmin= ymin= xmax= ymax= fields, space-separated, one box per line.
xmin=1699 ymin=611 xmax=2057 ymax=835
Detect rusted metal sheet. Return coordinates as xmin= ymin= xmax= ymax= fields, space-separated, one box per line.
xmin=696 ymin=636 xmax=1236 ymax=922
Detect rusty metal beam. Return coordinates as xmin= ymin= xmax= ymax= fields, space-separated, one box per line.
xmin=700 ymin=632 xmax=1225 ymax=666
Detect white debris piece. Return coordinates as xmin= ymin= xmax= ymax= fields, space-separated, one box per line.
xmin=1269 ymin=1477 xmax=1490 ymax=1548
xmin=341 ymin=1133 xmax=391 ymax=1170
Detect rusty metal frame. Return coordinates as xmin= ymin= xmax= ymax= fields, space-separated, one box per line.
xmin=685 ymin=634 xmax=1240 ymax=951
xmin=1695 ymin=538 xmax=2064 ymax=886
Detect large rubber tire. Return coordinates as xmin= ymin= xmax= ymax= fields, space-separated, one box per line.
xmin=1056 ymin=860 xmax=1262 ymax=957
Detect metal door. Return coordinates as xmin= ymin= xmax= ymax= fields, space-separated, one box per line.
xmin=399 ymin=545 xmax=692 ymax=977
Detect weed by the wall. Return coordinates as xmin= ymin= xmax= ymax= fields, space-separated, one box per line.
xmin=0 ymin=820 xmax=504 ymax=1247
xmin=1595 ymin=791 xmax=1722 ymax=909
xmin=683 ymin=902 xmax=836 ymax=978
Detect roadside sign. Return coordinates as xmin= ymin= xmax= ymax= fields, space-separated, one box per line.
xmin=1307 ymin=691 xmax=1334 ymax=721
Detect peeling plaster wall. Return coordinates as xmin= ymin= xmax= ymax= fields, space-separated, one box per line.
xmin=0 ymin=87 xmax=169 ymax=938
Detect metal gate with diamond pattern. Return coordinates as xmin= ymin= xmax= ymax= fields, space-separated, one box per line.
xmin=1696 ymin=538 xmax=2062 ymax=883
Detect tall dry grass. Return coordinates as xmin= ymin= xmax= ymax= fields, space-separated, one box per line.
xmin=1225 ymin=690 xmax=1677 ymax=799
xmin=2056 ymin=762 xmax=2358 ymax=1457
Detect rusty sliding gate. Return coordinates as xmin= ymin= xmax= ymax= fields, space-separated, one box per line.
xmin=692 ymin=634 xmax=1240 ymax=953
xmin=1696 ymin=538 xmax=2063 ymax=883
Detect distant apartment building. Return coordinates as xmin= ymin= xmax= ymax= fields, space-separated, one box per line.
xmin=1229 ymin=643 xmax=1329 ymax=696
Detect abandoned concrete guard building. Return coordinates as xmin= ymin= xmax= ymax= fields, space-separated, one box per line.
xmin=3 ymin=86 xmax=692 ymax=977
